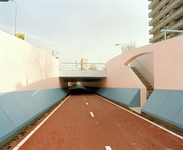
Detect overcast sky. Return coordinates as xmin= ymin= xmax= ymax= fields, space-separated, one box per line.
xmin=0 ymin=0 xmax=151 ymax=63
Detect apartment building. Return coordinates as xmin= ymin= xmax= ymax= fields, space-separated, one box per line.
xmin=148 ymin=0 xmax=183 ymax=43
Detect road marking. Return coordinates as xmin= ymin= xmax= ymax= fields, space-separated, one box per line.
xmin=12 ymin=95 xmax=71 ymax=150
xmin=86 ymin=102 xmax=88 ymax=105
xmin=82 ymin=94 xmax=86 ymax=100
xmin=96 ymin=95 xmax=183 ymax=140
xmin=105 ymin=146 xmax=112 ymax=150
xmin=90 ymin=112 xmax=94 ymax=117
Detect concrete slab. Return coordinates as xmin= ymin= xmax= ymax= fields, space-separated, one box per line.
xmin=59 ymin=70 xmax=107 ymax=82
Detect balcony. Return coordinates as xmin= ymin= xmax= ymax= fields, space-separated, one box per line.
xmin=170 ymin=17 xmax=183 ymax=29
xmin=149 ymin=0 xmax=158 ymax=9
xmin=149 ymin=32 xmax=164 ymax=43
xmin=149 ymin=0 xmax=182 ymax=26
xmin=149 ymin=0 xmax=169 ymax=18
xmin=149 ymin=5 xmax=183 ymax=34
xmin=149 ymin=19 xmax=183 ymax=43
xmin=149 ymin=28 xmax=153 ymax=34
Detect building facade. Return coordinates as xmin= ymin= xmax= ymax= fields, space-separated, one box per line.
xmin=81 ymin=58 xmax=88 ymax=70
xmin=148 ymin=0 xmax=183 ymax=43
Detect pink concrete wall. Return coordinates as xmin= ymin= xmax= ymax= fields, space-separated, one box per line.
xmin=81 ymin=35 xmax=183 ymax=106
xmin=130 ymin=53 xmax=154 ymax=87
xmin=0 ymin=30 xmax=67 ymax=93
xmin=153 ymin=37 xmax=183 ymax=90
xmin=122 ymin=35 xmax=183 ymax=91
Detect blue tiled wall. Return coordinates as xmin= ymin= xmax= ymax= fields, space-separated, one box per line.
xmin=0 ymin=88 xmax=69 ymax=144
xmin=142 ymin=90 xmax=183 ymax=129
xmin=84 ymin=87 xmax=140 ymax=107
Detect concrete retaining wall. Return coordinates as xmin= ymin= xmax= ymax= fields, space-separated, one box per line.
xmin=85 ymin=87 xmax=140 ymax=107
xmin=142 ymin=90 xmax=183 ymax=129
xmin=0 ymin=30 xmax=67 ymax=93
xmin=0 ymin=88 xmax=69 ymax=144
xmin=0 ymin=30 xmax=69 ymax=146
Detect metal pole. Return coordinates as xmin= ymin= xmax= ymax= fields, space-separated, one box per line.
xmin=119 ymin=44 xmax=124 ymax=54
xmin=164 ymin=32 xmax=166 ymax=40
xmin=161 ymin=29 xmax=183 ymax=40
xmin=10 ymin=0 xmax=17 ymax=36
xmin=161 ymin=29 xmax=183 ymax=33
xmin=115 ymin=44 xmax=124 ymax=53
xmin=0 ymin=0 xmax=17 ymax=36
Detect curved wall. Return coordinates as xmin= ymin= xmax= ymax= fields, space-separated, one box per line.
xmin=140 ymin=36 xmax=183 ymax=130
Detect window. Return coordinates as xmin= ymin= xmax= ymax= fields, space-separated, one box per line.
xmin=166 ymin=24 xmax=169 ymax=29
xmin=160 ymin=8 xmax=162 ymax=13
xmin=166 ymin=13 xmax=169 ymax=18
xmin=161 ymin=37 xmax=164 ymax=41
xmin=160 ymin=18 xmax=163 ymax=22
xmin=167 ymin=34 xmax=170 ymax=39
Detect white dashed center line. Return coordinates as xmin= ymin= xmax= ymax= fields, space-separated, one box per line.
xmin=90 ymin=112 xmax=94 ymax=117
xmin=105 ymin=146 xmax=112 ymax=150
xmin=86 ymin=102 xmax=88 ymax=105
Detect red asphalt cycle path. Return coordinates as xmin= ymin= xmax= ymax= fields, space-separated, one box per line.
xmin=12 ymin=89 xmax=183 ymax=150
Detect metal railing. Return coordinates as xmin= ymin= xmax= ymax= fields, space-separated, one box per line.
xmin=59 ymin=62 xmax=106 ymax=71
xmin=135 ymin=59 xmax=154 ymax=78
xmin=161 ymin=29 xmax=183 ymax=40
